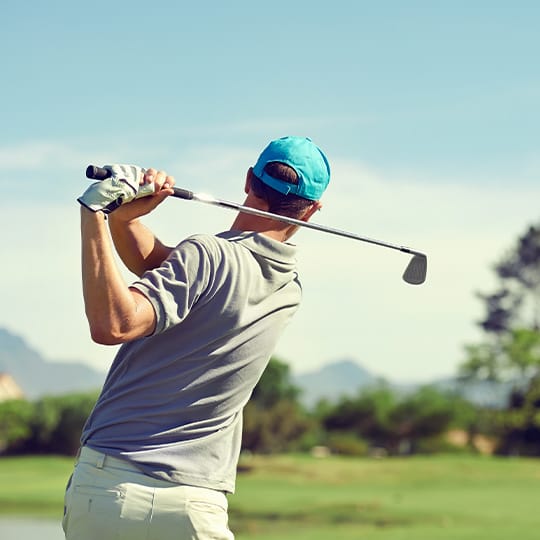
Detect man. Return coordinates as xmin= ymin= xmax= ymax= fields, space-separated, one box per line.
xmin=64 ymin=136 xmax=331 ymax=540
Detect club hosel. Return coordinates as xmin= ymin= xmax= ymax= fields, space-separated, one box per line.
xmin=401 ymin=246 xmax=426 ymax=257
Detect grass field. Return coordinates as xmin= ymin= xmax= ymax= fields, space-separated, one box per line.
xmin=0 ymin=453 xmax=538 ymax=539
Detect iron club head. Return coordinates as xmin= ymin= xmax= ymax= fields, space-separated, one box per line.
xmin=403 ymin=254 xmax=427 ymax=285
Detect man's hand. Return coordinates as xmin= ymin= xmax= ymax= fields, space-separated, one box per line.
xmin=78 ymin=164 xmax=159 ymax=214
xmin=107 ymin=169 xmax=176 ymax=276
xmin=109 ymin=169 xmax=176 ymax=223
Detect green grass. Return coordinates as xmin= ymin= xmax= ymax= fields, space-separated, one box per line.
xmin=0 ymin=455 xmax=73 ymax=518
xmin=1 ymin=454 xmax=539 ymax=539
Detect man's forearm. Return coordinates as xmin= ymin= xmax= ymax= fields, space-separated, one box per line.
xmin=108 ymin=215 xmax=173 ymax=277
xmin=81 ymin=208 xmax=155 ymax=343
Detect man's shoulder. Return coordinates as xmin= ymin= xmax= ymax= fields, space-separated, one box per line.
xmin=181 ymin=232 xmax=254 ymax=250
xmin=179 ymin=232 xmax=231 ymax=252
xmin=173 ymin=233 xmax=238 ymax=263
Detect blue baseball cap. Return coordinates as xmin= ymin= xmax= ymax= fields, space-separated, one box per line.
xmin=252 ymin=136 xmax=330 ymax=200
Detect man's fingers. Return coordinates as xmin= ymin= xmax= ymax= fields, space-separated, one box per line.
xmin=143 ymin=168 xmax=157 ymax=185
xmin=162 ymin=175 xmax=175 ymax=189
xmin=143 ymin=169 xmax=175 ymax=193
xmin=153 ymin=171 xmax=168 ymax=192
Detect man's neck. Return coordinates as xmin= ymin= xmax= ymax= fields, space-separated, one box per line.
xmin=230 ymin=213 xmax=292 ymax=242
xmin=229 ymin=194 xmax=294 ymax=242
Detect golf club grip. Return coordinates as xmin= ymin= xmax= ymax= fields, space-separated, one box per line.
xmin=85 ymin=165 xmax=194 ymax=200
xmin=86 ymin=165 xmax=111 ymax=180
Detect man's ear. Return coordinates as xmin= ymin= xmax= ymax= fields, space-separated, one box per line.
xmin=300 ymin=200 xmax=323 ymax=223
xmin=245 ymin=168 xmax=255 ymax=194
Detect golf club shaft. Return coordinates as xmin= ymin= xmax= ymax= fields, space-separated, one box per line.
xmin=190 ymin=192 xmax=422 ymax=256
xmin=85 ymin=165 xmax=425 ymax=257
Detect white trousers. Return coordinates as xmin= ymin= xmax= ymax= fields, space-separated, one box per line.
xmin=63 ymin=447 xmax=234 ymax=540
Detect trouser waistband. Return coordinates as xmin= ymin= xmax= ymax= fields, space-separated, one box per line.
xmin=76 ymin=446 xmax=229 ymax=501
xmin=77 ymin=446 xmax=142 ymax=472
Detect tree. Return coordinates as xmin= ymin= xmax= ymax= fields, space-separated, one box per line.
xmin=461 ymin=223 xmax=540 ymax=455
xmin=389 ymin=386 xmax=472 ymax=454
xmin=478 ymin=225 xmax=540 ymax=336
xmin=47 ymin=392 xmax=99 ymax=455
xmin=250 ymin=357 xmax=300 ymax=408
xmin=320 ymin=386 xmax=470 ymax=455
xmin=462 ymin=223 xmax=540 ymax=384
xmin=16 ymin=391 xmax=98 ymax=455
xmin=242 ymin=399 xmax=315 ymax=453
xmin=0 ymin=399 xmax=34 ymax=453
xmin=321 ymin=386 xmax=396 ymax=447
xmin=242 ymin=357 xmax=314 ymax=453
xmin=496 ymin=376 xmax=540 ymax=456
xmin=461 ymin=328 xmax=540 ymax=383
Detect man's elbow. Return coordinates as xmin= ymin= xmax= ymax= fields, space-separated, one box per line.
xmin=87 ymin=314 xmax=154 ymax=345
xmin=89 ymin=323 xmax=127 ymax=345
xmin=90 ymin=332 xmax=125 ymax=346
xmin=85 ymin=293 xmax=155 ymax=345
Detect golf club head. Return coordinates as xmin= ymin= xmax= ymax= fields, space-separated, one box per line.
xmin=403 ymin=254 xmax=427 ymax=285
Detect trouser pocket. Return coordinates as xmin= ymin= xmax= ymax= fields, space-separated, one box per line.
xmin=186 ymin=499 xmax=234 ymax=540
xmin=63 ymin=483 xmax=125 ymax=539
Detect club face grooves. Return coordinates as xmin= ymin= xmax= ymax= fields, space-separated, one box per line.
xmin=403 ymin=254 xmax=427 ymax=285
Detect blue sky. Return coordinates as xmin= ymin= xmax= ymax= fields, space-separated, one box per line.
xmin=1 ymin=1 xmax=540 ymax=383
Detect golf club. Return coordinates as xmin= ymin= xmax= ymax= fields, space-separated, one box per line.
xmin=85 ymin=165 xmax=428 ymax=285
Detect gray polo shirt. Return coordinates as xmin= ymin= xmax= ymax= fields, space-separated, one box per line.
xmin=81 ymin=230 xmax=301 ymax=493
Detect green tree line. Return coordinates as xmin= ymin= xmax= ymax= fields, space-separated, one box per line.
xmin=0 ymin=358 xmax=492 ymax=458
xmin=0 ymin=391 xmax=99 ymax=455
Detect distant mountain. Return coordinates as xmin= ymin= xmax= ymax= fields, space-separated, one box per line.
xmin=293 ymin=358 xmax=384 ymax=407
xmin=430 ymin=376 xmax=523 ymax=408
xmin=0 ymin=328 xmax=106 ymax=399
xmin=293 ymin=358 xmax=516 ymax=409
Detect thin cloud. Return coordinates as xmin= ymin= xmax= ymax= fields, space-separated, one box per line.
xmin=0 ymin=141 xmax=91 ymax=170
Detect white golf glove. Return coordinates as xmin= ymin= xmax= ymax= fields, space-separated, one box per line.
xmin=78 ymin=164 xmax=155 ymax=214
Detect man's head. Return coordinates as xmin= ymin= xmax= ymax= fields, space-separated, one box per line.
xmin=253 ymin=136 xmax=330 ymax=200
xmin=249 ymin=136 xmax=330 ymax=218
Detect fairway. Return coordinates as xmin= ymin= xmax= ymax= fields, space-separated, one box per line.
xmin=0 ymin=454 xmax=538 ymax=539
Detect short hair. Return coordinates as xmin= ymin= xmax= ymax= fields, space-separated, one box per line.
xmin=251 ymin=162 xmax=315 ymax=218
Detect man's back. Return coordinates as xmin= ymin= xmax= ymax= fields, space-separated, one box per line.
xmin=81 ymin=230 xmax=301 ymax=493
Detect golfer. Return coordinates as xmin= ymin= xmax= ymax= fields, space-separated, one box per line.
xmin=64 ymin=136 xmax=331 ymax=539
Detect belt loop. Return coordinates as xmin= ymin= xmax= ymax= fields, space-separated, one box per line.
xmin=96 ymin=453 xmax=106 ymax=469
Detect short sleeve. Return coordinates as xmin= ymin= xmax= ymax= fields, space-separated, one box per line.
xmin=130 ymin=237 xmax=213 ymax=335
